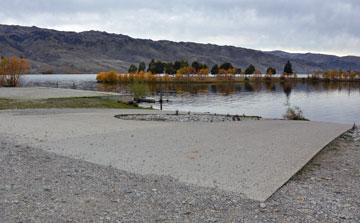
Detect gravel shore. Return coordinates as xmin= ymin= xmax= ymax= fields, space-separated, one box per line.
xmin=115 ymin=113 xmax=261 ymax=122
xmin=1 ymin=132 xmax=359 ymax=222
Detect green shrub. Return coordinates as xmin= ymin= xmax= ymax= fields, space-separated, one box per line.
xmin=130 ymin=81 xmax=149 ymax=99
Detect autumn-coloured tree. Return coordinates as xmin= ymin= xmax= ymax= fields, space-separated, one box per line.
xmin=198 ymin=68 xmax=209 ymax=76
xmin=216 ymin=67 xmax=236 ymax=81
xmin=218 ymin=68 xmax=228 ymax=75
xmin=176 ymin=66 xmax=194 ymax=75
xmin=254 ymin=69 xmax=262 ymax=78
xmin=227 ymin=67 xmax=236 ymax=75
xmin=96 ymin=71 xmax=118 ymax=83
xmin=0 ymin=56 xmax=29 ymax=87
xmin=266 ymin=67 xmax=276 ymax=76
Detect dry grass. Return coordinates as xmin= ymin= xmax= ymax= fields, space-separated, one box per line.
xmin=0 ymin=97 xmax=139 ymax=110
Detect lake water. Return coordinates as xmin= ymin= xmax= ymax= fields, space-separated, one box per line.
xmin=20 ymin=74 xmax=360 ymax=124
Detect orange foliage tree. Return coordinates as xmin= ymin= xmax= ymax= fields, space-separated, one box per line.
xmin=96 ymin=71 xmax=119 ymax=83
xmin=0 ymin=56 xmax=29 ymax=87
xmin=176 ymin=66 xmax=194 ymax=75
xmin=198 ymin=68 xmax=209 ymax=78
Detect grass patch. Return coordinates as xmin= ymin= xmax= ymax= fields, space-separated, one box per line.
xmin=0 ymin=97 xmax=140 ymax=110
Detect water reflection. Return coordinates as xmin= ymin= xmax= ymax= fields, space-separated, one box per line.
xmin=95 ymin=81 xmax=359 ymax=97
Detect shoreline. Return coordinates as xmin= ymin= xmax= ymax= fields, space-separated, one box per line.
xmin=96 ymin=76 xmax=360 ymax=84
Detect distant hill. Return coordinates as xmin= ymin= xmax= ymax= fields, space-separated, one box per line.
xmin=0 ymin=24 xmax=359 ymax=74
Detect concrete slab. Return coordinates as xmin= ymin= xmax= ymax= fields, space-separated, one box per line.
xmin=0 ymin=109 xmax=350 ymax=201
xmin=0 ymin=87 xmax=120 ymax=100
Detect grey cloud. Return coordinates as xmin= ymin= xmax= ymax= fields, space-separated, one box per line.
xmin=0 ymin=0 xmax=359 ymax=55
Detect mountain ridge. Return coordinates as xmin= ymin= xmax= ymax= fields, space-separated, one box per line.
xmin=0 ymin=24 xmax=359 ymax=74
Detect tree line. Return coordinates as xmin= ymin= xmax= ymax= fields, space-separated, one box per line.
xmin=128 ymin=59 xmax=294 ymax=75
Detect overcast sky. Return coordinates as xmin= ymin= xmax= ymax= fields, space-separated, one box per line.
xmin=1 ymin=0 xmax=359 ymax=56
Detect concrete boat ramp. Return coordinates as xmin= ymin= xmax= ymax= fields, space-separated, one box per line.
xmin=0 ymin=108 xmax=350 ymax=201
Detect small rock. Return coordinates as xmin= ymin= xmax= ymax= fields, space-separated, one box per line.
xmin=342 ymin=203 xmax=351 ymax=208
xmin=259 ymin=202 xmax=266 ymax=208
xmin=43 ymin=187 xmax=51 ymax=192
xmin=339 ymin=215 xmax=348 ymax=220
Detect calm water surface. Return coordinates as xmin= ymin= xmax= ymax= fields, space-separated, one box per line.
xmin=20 ymin=74 xmax=360 ymax=124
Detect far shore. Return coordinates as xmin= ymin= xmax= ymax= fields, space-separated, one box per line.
xmin=21 ymin=73 xmax=360 ymax=83
xmin=95 ymin=72 xmax=360 ymax=84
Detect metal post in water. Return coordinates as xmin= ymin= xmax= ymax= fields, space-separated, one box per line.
xmin=160 ymin=94 xmax=163 ymax=110
xmin=159 ymin=79 xmax=163 ymax=110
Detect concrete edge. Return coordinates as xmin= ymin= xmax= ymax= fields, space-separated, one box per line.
xmin=264 ymin=127 xmax=351 ymax=202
